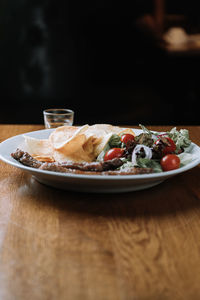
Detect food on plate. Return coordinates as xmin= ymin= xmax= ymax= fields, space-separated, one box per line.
xmin=120 ymin=133 xmax=135 ymax=145
xmin=22 ymin=136 xmax=54 ymax=162
xmin=11 ymin=124 xmax=194 ymax=175
xmin=18 ymin=124 xmax=135 ymax=164
xmin=160 ymin=154 xmax=180 ymax=171
xmin=104 ymin=148 xmax=125 ymax=161
xmin=12 ymin=148 xmax=152 ymax=175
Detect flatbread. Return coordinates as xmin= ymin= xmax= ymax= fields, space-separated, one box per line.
xmin=23 ymin=136 xmax=54 ymax=162
xmin=49 ymin=125 xmax=80 ymax=149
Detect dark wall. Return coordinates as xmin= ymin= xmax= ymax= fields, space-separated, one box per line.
xmin=0 ymin=0 xmax=199 ymax=125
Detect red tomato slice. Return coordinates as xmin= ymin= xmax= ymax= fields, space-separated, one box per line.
xmin=155 ymin=137 xmax=176 ymax=155
xmin=120 ymin=134 xmax=135 ymax=144
xmin=160 ymin=154 xmax=180 ymax=171
xmin=104 ymin=148 xmax=124 ymax=161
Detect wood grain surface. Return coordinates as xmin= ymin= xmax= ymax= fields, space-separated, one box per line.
xmin=0 ymin=125 xmax=200 ymax=300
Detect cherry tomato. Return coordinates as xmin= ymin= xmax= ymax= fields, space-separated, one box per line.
xmin=120 ymin=134 xmax=135 ymax=144
xmin=160 ymin=154 xmax=180 ymax=171
xmin=155 ymin=137 xmax=176 ymax=155
xmin=104 ymin=148 xmax=124 ymax=161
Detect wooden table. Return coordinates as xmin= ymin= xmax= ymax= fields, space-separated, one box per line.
xmin=0 ymin=124 xmax=200 ymax=300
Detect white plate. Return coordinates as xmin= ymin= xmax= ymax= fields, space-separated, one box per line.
xmin=0 ymin=128 xmax=200 ymax=193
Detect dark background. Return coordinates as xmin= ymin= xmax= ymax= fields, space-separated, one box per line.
xmin=0 ymin=0 xmax=200 ymax=125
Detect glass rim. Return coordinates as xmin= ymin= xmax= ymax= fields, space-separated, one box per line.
xmin=43 ymin=108 xmax=74 ymax=116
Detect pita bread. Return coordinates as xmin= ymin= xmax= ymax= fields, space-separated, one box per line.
xmin=53 ymin=147 xmax=94 ymax=163
xmin=49 ymin=125 xmax=80 ymax=149
xmin=23 ymin=136 xmax=54 ymax=162
xmin=118 ymin=128 xmax=135 ymax=136
xmin=49 ymin=125 xmax=97 ymax=162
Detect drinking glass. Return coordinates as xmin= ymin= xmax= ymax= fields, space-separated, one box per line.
xmin=43 ymin=108 xmax=74 ymax=129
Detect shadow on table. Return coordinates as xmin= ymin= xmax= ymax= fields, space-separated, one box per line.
xmin=21 ymin=166 xmax=200 ymax=220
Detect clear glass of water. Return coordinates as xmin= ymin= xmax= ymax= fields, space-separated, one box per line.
xmin=43 ymin=108 xmax=74 ymax=129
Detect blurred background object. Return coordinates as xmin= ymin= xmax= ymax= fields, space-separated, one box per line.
xmin=0 ymin=0 xmax=200 ymax=125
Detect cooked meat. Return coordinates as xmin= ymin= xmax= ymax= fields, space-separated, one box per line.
xmin=11 ymin=149 xmax=153 ymax=175
xmin=103 ymin=167 xmax=153 ymax=175
xmin=102 ymin=158 xmax=124 ymax=170
xmin=11 ymin=148 xmax=42 ymax=168
xmin=61 ymin=158 xmax=123 ymax=171
xmin=40 ymin=162 xmax=152 ymax=175
xmin=39 ymin=162 xmax=70 ymax=173
xmin=39 ymin=158 xmax=123 ymax=172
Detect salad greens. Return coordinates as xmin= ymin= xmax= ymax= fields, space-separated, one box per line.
xmin=139 ymin=125 xmax=191 ymax=152
xmin=109 ymin=134 xmax=122 ymax=148
xmin=168 ymin=127 xmax=191 ymax=151
xmin=136 ymin=158 xmax=163 ymax=173
xmin=97 ymin=125 xmax=193 ymax=173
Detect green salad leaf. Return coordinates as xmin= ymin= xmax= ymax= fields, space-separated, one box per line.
xmin=134 ymin=133 xmax=154 ymax=147
xmin=136 ymin=158 xmax=163 ymax=173
xmin=108 ymin=134 xmax=122 ymax=148
xmin=167 ymin=127 xmax=191 ymax=151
